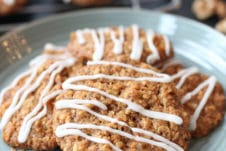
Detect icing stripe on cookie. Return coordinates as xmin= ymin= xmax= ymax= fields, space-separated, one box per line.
xmin=146 ymin=30 xmax=160 ymax=64
xmin=56 ymin=100 xmax=183 ymax=151
xmin=62 ymin=83 xmax=183 ymax=125
xmin=130 ymin=25 xmax=143 ymax=60
xmin=87 ymin=60 xmax=171 ymax=81
xmin=181 ymin=76 xmax=217 ymax=131
xmin=56 ymin=123 xmax=178 ymax=151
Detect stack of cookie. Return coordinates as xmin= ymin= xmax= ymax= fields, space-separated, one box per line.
xmin=0 ymin=25 xmax=225 ymax=151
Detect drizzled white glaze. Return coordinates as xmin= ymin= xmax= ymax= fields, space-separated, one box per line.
xmin=0 ymin=70 xmax=31 ymax=106
xmin=18 ymin=90 xmax=64 ymax=143
xmin=166 ymin=64 xmax=217 ymax=131
xmin=55 ymin=100 xmax=183 ymax=151
xmin=44 ymin=43 xmax=65 ymax=52
xmin=130 ymin=25 xmax=143 ymax=60
xmin=91 ymin=29 xmax=106 ymax=61
xmin=56 ymin=99 xmax=107 ymax=110
xmin=74 ymin=25 xmax=170 ymax=64
xmin=0 ymin=44 xmax=76 ymax=143
xmin=76 ymin=30 xmax=86 ymax=44
xmin=55 ymin=60 xmax=185 ymax=150
xmin=56 ymin=123 xmax=178 ymax=151
xmin=163 ymin=36 xmax=171 ymax=56
xmin=110 ymin=26 xmax=124 ymax=54
xmin=160 ymin=59 xmax=181 ymax=72
xmin=64 ymin=74 xmax=171 ymax=83
xmin=56 ymin=125 xmax=122 ymax=151
xmin=146 ymin=30 xmax=160 ymax=64
xmin=3 ymin=0 xmax=15 ymax=6
xmin=62 ymin=83 xmax=183 ymax=125
xmin=87 ymin=60 xmax=171 ymax=82
xmin=171 ymin=67 xmax=199 ymax=89
xmin=181 ymin=76 xmax=217 ymax=131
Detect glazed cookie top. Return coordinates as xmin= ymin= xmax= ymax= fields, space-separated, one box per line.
xmin=67 ymin=25 xmax=174 ymax=66
xmin=0 ymin=44 xmax=80 ymax=150
xmin=53 ymin=60 xmax=191 ymax=151
xmin=161 ymin=61 xmax=225 ymax=138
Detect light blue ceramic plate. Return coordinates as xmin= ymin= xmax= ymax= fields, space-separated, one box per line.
xmin=0 ymin=8 xmax=225 ymax=151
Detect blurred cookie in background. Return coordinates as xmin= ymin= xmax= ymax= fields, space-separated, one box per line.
xmin=63 ymin=0 xmax=113 ymax=7
xmin=215 ymin=18 xmax=226 ymax=34
xmin=192 ymin=0 xmax=226 ymax=34
xmin=0 ymin=0 xmax=27 ymax=16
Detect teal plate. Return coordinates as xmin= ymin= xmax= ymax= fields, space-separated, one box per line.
xmin=0 ymin=8 xmax=225 ymax=151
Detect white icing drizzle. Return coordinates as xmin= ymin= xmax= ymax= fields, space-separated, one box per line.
xmin=18 ymin=57 xmax=75 ymax=143
xmin=76 ymin=30 xmax=86 ymax=44
xmin=0 ymin=70 xmax=31 ymax=106
xmin=87 ymin=60 xmax=171 ymax=82
xmin=0 ymin=44 xmax=76 ymax=142
xmin=181 ymin=76 xmax=217 ymax=131
xmin=163 ymin=35 xmax=171 ymax=56
xmin=146 ymin=30 xmax=160 ymax=64
xmin=91 ymin=29 xmax=106 ymax=61
xmin=110 ymin=26 xmax=124 ymax=54
xmin=130 ymin=25 xmax=143 ymax=60
xmin=55 ymin=60 xmax=186 ymax=150
xmin=56 ymin=123 xmax=178 ymax=151
xmin=55 ymin=100 xmax=183 ymax=151
xmin=65 ymin=74 xmax=172 ymax=84
xmin=171 ymin=67 xmax=199 ymax=89
xmin=56 ymin=125 xmax=122 ymax=151
xmin=18 ymin=90 xmax=64 ymax=143
xmin=3 ymin=0 xmax=15 ymax=6
xmin=160 ymin=59 xmax=181 ymax=72
xmin=74 ymin=25 xmax=171 ymax=64
xmin=44 ymin=43 xmax=65 ymax=52
xmin=62 ymin=82 xmax=183 ymax=125
xmin=56 ymin=99 xmax=107 ymax=110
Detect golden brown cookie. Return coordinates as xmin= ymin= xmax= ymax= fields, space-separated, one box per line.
xmin=53 ymin=60 xmax=191 ymax=151
xmin=0 ymin=44 xmax=81 ymax=150
xmin=161 ymin=62 xmax=225 ymax=138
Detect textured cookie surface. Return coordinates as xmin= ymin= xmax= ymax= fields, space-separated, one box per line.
xmin=0 ymin=46 xmax=80 ymax=150
xmin=53 ymin=61 xmax=191 ymax=151
xmin=162 ymin=62 xmax=225 ymax=138
xmin=68 ymin=25 xmax=174 ymax=66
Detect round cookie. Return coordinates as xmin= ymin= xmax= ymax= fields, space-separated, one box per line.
xmin=69 ymin=0 xmax=112 ymax=7
xmin=0 ymin=0 xmax=27 ymax=16
xmin=161 ymin=61 xmax=225 ymax=138
xmin=53 ymin=60 xmax=191 ymax=151
xmin=67 ymin=25 xmax=174 ymax=66
xmin=0 ymin=44 xmax=80 ymax=150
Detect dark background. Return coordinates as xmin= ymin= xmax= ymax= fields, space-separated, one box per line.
xmin=0 ymin=0 xmax=220 ymax=36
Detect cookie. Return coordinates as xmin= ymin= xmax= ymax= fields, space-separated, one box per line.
xmin=53 ymin=60 xmax=191 ymax=151
xmin=67 ymin=25 xmax=174 ymax=66
xmin=0 ymin=44 xmax=79 ymax=150
xmin=67 ymin=0 xmax=112 ymax=7
xmin=0 ymin=0 xmax=26 ymax=16
xmin=161 ymin=61 xmax=225 ymax=138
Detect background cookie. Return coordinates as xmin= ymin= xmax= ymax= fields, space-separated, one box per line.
xmin=0 ymin=0 xmax=27 ymax=16
xmin=53 ymin=60 xmax=190 ymax=151
xmin=68 ymin=0 xmax=112 ymax=7
xmin=161 ymin=62 xmax=225 ymax=138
